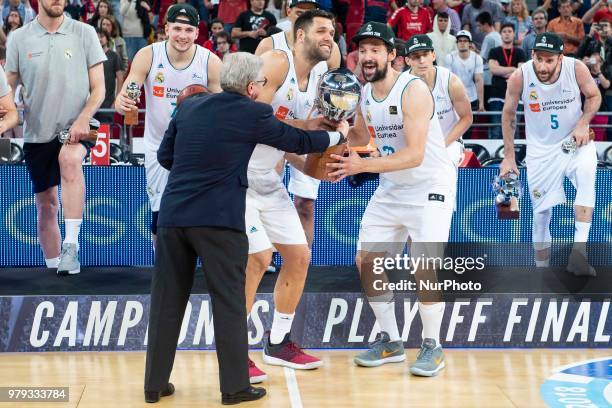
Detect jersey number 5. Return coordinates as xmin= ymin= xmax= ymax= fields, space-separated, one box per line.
xmin=550 ymin=114 xmax=559 ymax=129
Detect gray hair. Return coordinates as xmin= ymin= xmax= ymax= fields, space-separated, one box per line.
xmin=220 ymin=52 xmax=263 ymax=94
xmin=532 ymin=7 xmax=548 ymax=20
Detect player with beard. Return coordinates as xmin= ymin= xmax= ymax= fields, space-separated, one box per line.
xmin=406 ymin=34 xmax=473 ymax=168
xmin=500 ymin=33 xmax=600 ymax=275
xmin=256 ymin=0 xmax=341 ymax=248
xmin=245 ymin=9 xmax=340 ymax=383
xmin=114 ymin=4 xmax=221 ymax=247
xmin=327 ymin=22 xmax=455 ymax=377
xmin=5 ymin=0 xmax=106 ymax=275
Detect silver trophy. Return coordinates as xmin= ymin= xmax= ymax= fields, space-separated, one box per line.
xmin=492 ymin=172 xmax=523 ymax=219
xmin=56 ymin=118 xmax=100 ymax=144
xmin=316 ymin=68 xmax=362 ymax=121
xmin=561 ymin=137 xmax=577 ymax=154
xmin=124 ymin=82 xmax=142 ymax=125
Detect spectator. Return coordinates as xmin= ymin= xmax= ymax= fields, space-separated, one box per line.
xmin=582 ymin=0 xmax=612 ymax=25
xmin=427 ymin=11 xmax=457 ymax=67
xmin=152 ymin=0 xmax=174 ymax=27
xmin=487 ymin=23 xmax=526 ymax=138
xmin=0 ymin=0 xmax=35 ymax=29
xmin=334 ymin=21 xmax=347 ymax=61
xmin=522 ymin=8 xmax=548 ymax=58
xmin=583 ymin=50 xmax=610 ymax=139
xmin=218 ymin=0 xmax=247 ymax=33
xmin=577 ymin=18 xmax=606 ymax=59
xmin=96 ymin=27 xmax=125 ymax=124
xmin=477 ymin=11 xmax=502 ymax=92
xmin=120 ymin=0 xmax=153 ymax=61
xmin=208 ymin=18 xmax=224 ymax=37
xmin=504 ymin=0 xmax=531 ymax=44
xmin=547 ymin=0 xmax=585 ymax=56
xmin=0 ymin=8 xmax=23 ymax=45
xmin=275 ymin=0 xmax=319 ymax=33
xmin=232 ymin=0 xmax=277 ymax=54
xmin=364 ymin=0 xmax=393 ymax=24
xmin=90 ymin=0 xmax=114 ymax=27
xmin=445 ymin=30 xmax=485 ymax=115
xmin=429 ymin=0 xmax=461 ymax=35
xmin=500 ymin=0 xmax=511 ymax=18
xmin=392 ymin=37 xmax=407 ymax=71
xmin=461 ymin=0 xmax=503 ymax=49
xmin=206 ymin=30 xmax=238 ymax=57
xmin=388 ymin=0 xmax=432 ymax=41
xmin=100 ymin=16 xmax=128 ymax=70
xmin=81 ymin=0 xmax=96 ymax=21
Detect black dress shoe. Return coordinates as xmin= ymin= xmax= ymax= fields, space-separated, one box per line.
xmin=221 ymin=386 xmax=266 ymax=405
xmin=144 ymin=382 xmax=175 ymax=403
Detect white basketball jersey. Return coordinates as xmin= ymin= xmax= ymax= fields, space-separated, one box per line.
xmin=431 ymin=66 xmax=459 ymax=137
xmin=361 ymin=72 xmax=455 ymax=205
xmin=521 ymin=57 xmax=583 ymax=159
xmin=143 ymin=42 xmax=210 ymax=152
xmin=248 ymin=49 xmax=328 ymax=172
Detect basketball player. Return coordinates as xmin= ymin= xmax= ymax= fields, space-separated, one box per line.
xmin=500 ymin=33 xmax=600 ymax=275
xmin=328 ymin=22 xmax=455 ymax=377
xmin=256 ymin=0 xmax=341 ymax=246
xmin=114 ymin=4 xmax=221 ymax=246
xmin=405 ymin=34 xmax=473 ymax=177
xmin=5 ymin=0 xmax=106 ymax=275
xmin=245 ymin=10 xmax=340 ymax=382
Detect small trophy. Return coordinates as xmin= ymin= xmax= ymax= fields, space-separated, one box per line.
xmin=492 ymin=172 xmax=522 ymax=220
xmin=124 ymin=82 xmax=141 ymax=126
xmin=303 ymin=68 xmax=362 ymax=181
xmin=562 ymin=129 xmax=595 ymax=154
xmin=56 ymin=118 xmax=100 ymax=145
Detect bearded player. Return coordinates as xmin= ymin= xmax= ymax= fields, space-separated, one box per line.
xmin=500 ymin=33 xmax=600 ymax=276
xmin=328 ymin=22 xmax=455 ymax=377
xmin=114 ymin=4 xmax=221 ymax=246
xmin=245 ymin=10 xmax=341 ymax=382
xmin=256 ymin=0 xmax=341 ymax=246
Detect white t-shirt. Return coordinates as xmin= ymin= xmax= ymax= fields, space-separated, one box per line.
xmin=444 ymin=50 xmax=483 ymax=102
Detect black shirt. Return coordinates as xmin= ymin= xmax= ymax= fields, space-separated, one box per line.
xmin=488 ymin=46 xmax=526 ymax=100
xmin=102 ymin=49 xmax=122 ymax=108
xmin=234 ymin=9 xmax=277 ymax=54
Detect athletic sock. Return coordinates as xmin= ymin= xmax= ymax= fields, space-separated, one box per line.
xmin=369 ymin=300 xmax=401 ymax=342
xmin=270 ymin=310 xmax=294 ymax=345
xmin=419 ymin=302 xmax=445 ymax=347
xmin=45 ymin=257 xmax=60 ymax=268
xmin=535 ymin=259 xmax=550 ymax=268
xmin=63 ymin=219 xmax=82 ymax=248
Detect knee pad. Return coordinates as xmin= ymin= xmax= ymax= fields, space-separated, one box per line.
xmin=532 ymin=209 xmax=552 ymax=250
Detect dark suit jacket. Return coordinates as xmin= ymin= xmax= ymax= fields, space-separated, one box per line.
xmin=156 ymin=91 xmax=331 ymax=232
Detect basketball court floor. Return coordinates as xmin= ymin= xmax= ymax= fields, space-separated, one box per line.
xmin=1 ymin=348 xmax=610 ymax=407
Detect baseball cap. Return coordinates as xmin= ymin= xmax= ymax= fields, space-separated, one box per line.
xmin=456 ymin=30 xmax=472 ymax=41
xmin=352 ymin=22 xmax=395 ymax=48
xmin=166 ymin=4 xmax=199 ymax=27
xmin=500 ymin=0 xmax=510 ymax=4
xmin=289 ymin=0 xmax=319 ymax=8
xmin=405 ymin=34 xmax=434 ymax=54
xmin=532 ymin=32 xmax=564 ymax=54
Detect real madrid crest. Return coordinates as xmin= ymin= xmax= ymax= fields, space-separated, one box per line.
xmin=154 ymin=71 xmax=165 ymax=84
xmin=287 ymin=88 xmax=294 ymax=101
xmin=533 ymin=190 xmax=542 ymax=199
xmin=64 ymin=48 xmax=72 ymax=59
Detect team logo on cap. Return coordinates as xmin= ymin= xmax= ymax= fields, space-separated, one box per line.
xmin=366 ymin=24 xmax=372 ymax=32
xmin=542 ymin=36 xmax=546 ymax=43
xmin=180 ymin=8 xmax=186 ymax=12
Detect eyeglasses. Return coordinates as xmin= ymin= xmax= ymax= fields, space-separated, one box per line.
xmin=253 ymin=77 xmax=268 ymax=87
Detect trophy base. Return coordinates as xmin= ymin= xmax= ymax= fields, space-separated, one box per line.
xmin=124 ymin=109 xmax=139 ymax=126
xmin=496 ymin=197 xmax=520 ymax=220
xmin=304 ymin=144 xmax=346 ymax=181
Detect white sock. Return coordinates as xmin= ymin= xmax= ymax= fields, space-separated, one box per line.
xmin=63 ymin=219 xmax=82 ymax=247
xmin=574 ymin=221 xmax=591 ymax=243
xmin=270 ymin=310 xmax=294 ymax=345
xmin=419 ymin=302 xmax=445 ymax=347
xmin=45 ymin=257 xmax=60 ymax=268
xmin=369 ymin=300 xmax=401 ymax=342
xmin=535 ymin=259 xmax=549 ymax=268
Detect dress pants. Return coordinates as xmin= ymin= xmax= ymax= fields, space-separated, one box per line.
xmin=144 ymin=226 xmax=250 ymax=394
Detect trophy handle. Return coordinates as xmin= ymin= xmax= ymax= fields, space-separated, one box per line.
xmin=124 ymin=109 xmax=139 ymax=126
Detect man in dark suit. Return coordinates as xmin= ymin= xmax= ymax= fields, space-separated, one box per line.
xmin=144 ymin=52 xmax=347 ymax=405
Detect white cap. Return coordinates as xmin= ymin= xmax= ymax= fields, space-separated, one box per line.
xmin=456 ymin=30 xmax=472 ymax=42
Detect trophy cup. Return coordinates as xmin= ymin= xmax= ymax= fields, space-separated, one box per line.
xmin=492 ymin=171 xmax=523 ymax=219
xmin=561 ymin=128 xmax=595 ymax=154
xmin=57 ymin=118 xmax=100 ymax=145
xmin=303 ymin=68 xmax=362 ymax=181
xmin=124 ymin=82 xmax=141 ymax=126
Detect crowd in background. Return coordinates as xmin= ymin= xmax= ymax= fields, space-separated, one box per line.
xmin=1 ymin=0 xmax=612 ymax=140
